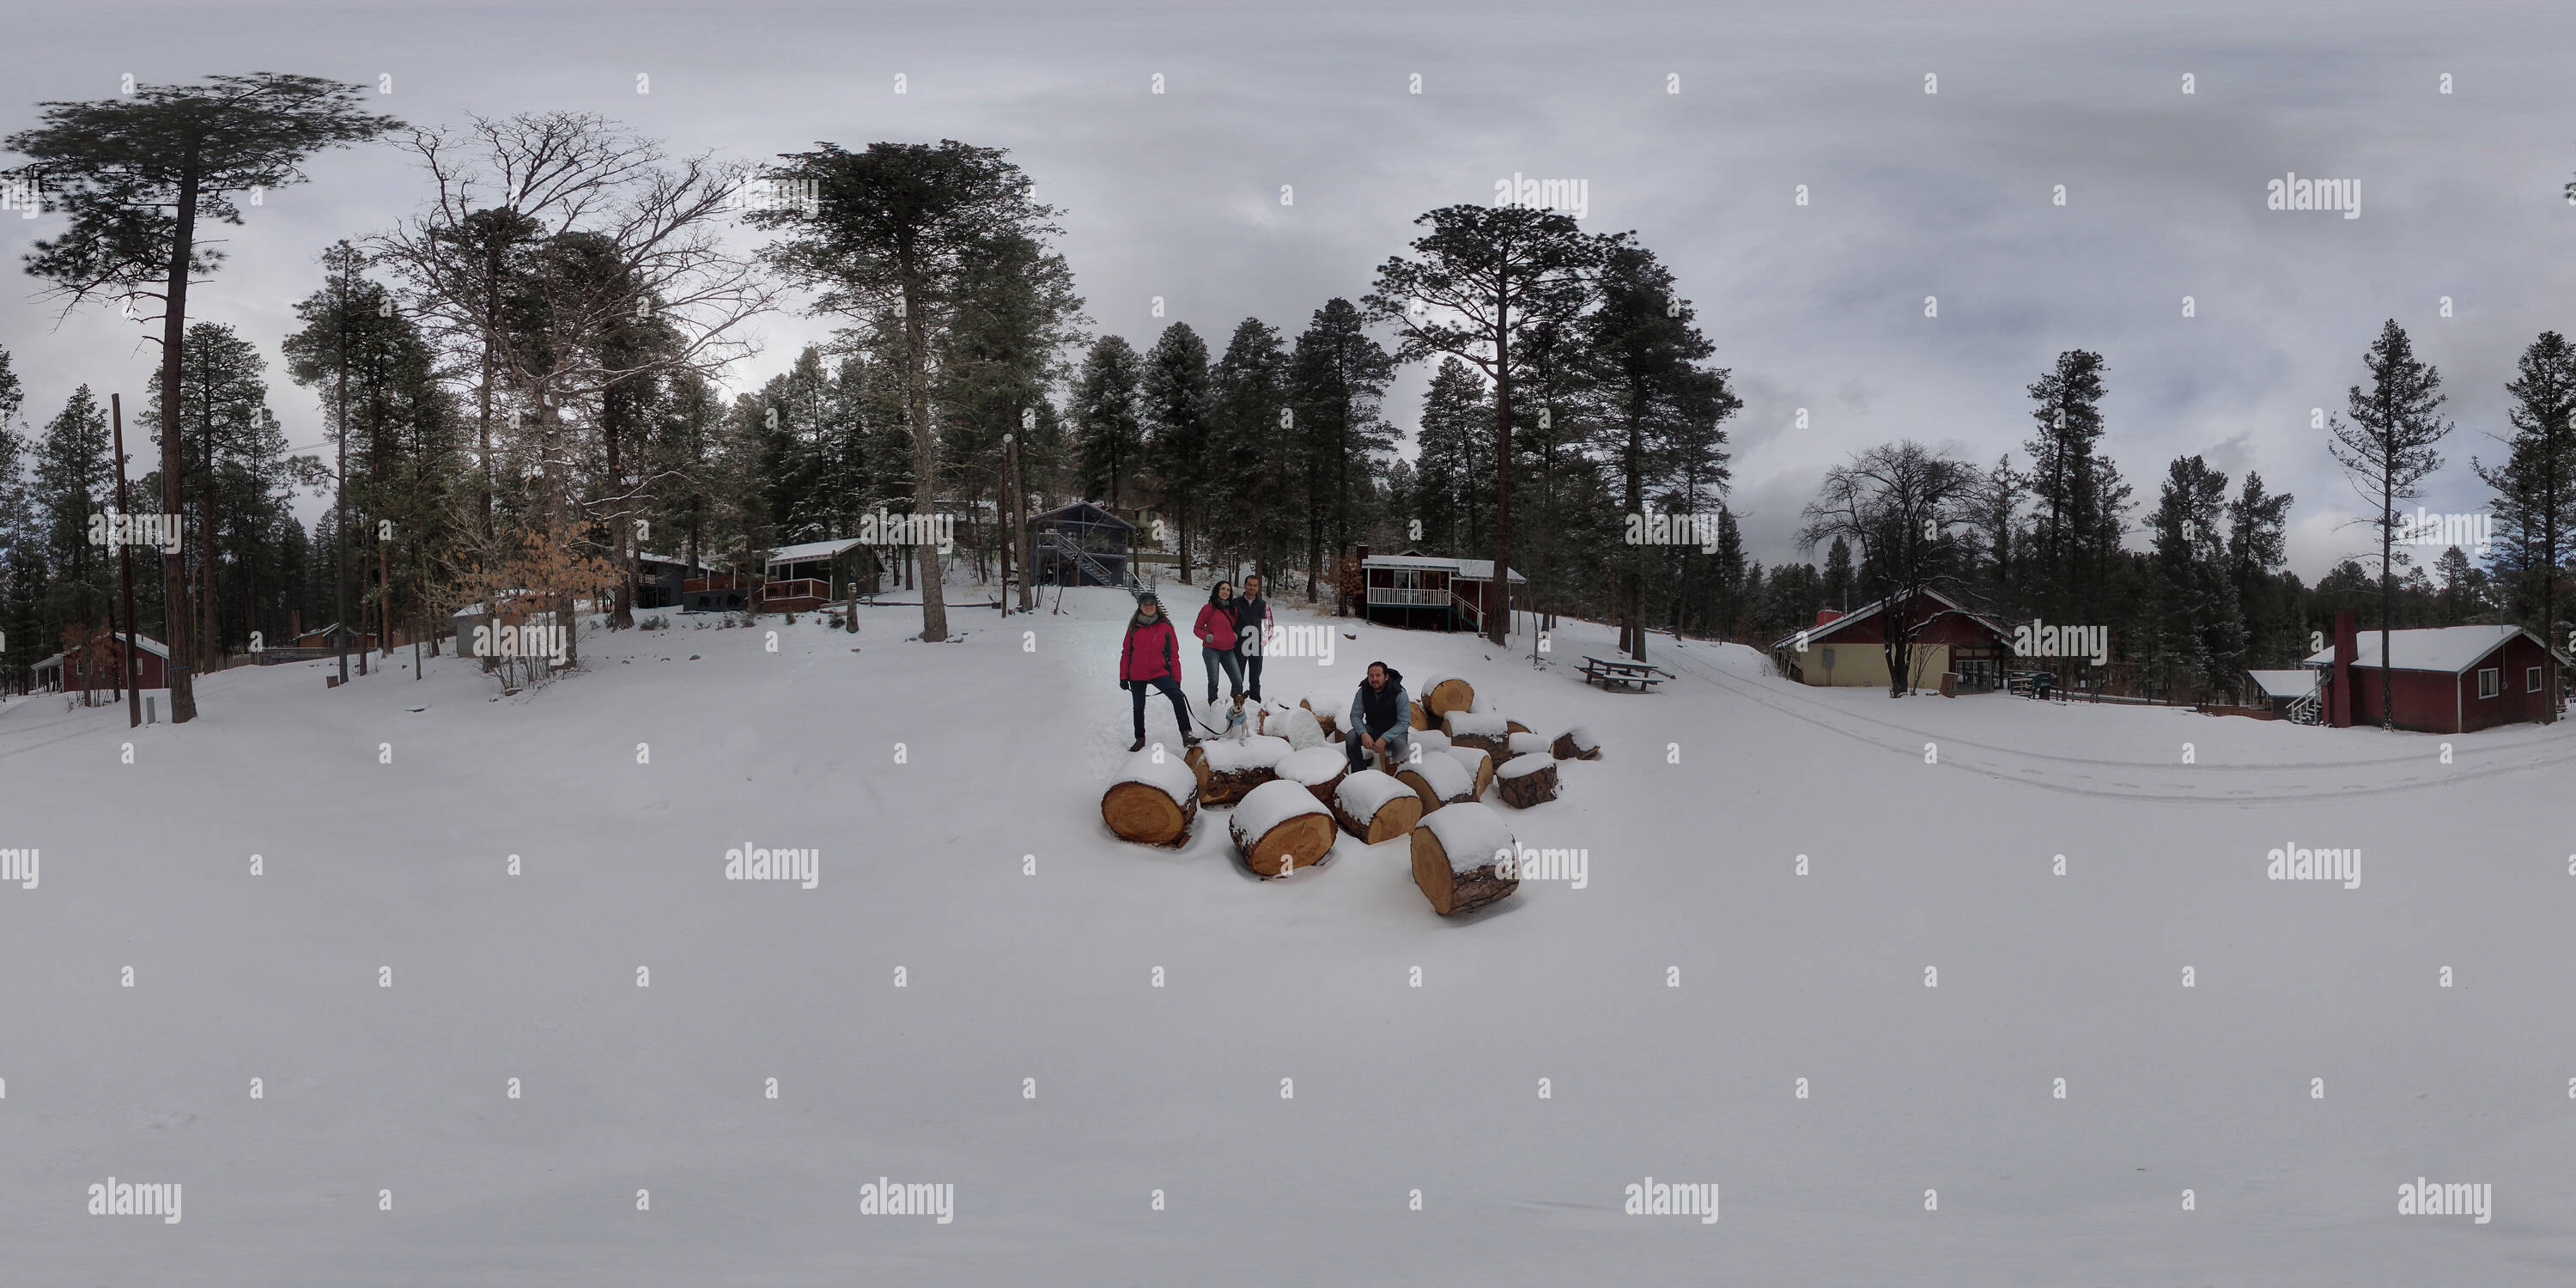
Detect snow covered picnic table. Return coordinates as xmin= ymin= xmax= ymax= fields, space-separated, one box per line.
xmin=1579 ymin=654 xmax=1670 ymax=691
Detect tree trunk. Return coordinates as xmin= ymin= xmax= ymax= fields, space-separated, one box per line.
xmin=903 ymin=271 xmax=947 ymax=641
xmin=1496 ymin=756 xmax=1559 ymax=809
xmin=1410 ymin=824 xmax=1519 ymax=915
xmin=1489 ymin=298 xmax=1513 ymax=647
xmin=157 ymin=159 xmax=200 ymax=721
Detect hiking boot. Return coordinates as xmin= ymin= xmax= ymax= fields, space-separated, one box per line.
xmin=1129 ymin=736 xmax=1146 ymax=753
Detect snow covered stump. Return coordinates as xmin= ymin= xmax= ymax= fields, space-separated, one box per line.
xmin=1504 ymin=731 xmax=1552 ymax=763
xmin=1448 ymin=746 xmax=1495 ymax=798
xmin=1395 ymin=748 xmax=1476 ymax=814
xmin=1551 ymin=726 xmax=1601 ymax=761
xmin=1295 ymin=697 xmax=1340 ymax=739
xmin=1230 ymin=779 xmax=1338 ymax=878
xmin=1276 ymin=745 xmax=1348 ymax=809
xmin=1443 ymin=708 xmax=1510 ymax=756
xmin=1185 ymin=734 xmax=1291 ymax=806
xmin=1257 ymin=702 xmax=1327 ymax=750
xmin=1333 ymin=769 xmax=1425 ymax=843
xmin=1409 ymin=802 xmax=1520 ymax=916
xmin=1496 ymin=755 xmax=1560 ymax=809
xmin=1101 ymin=745 xmax=1200 ymax=846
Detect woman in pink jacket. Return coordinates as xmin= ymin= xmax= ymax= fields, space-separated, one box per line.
xmin=1119 ymin=592 xmax=1195 ymax=751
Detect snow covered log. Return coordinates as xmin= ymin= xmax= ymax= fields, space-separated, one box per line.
xmin=1443 ymin=708 xmax=1510 ymax=756
xmin=1496 ymin=755 xmax=1559 ymax=809
xmin=1504 ymin=732 xmax=1552 ymax=762
xmin=1394 ymin=747 xmax=1476 ymax=814
xmin=1276 ymin=745 xmax=1349 ymax=809
xmin=1230 ymin=779 xmax=1338 ymax=878
xmin=1448 ymin=746 xmax=1495 ymax=798
xmin=1408 ymin=700 xmax=1430 ymax=731
xmin=1551 ymin=726 xmax=1601 ymax=760
xmin=1408 ymin=802 xmax=1520 ymax=916
xmin=1101 ymin=747 xmax=1200 ymax=846
xmin=1259 ymin=702 xmax=1327 ymax=750
xmin=1412 ymin=727 xmax=1453 ymax=756
xmin=1505 ymin=719 xmax=1532 ymax=736
xmin=1296 ymin=698 xmax=1339 ymax=738
xmin=1419 ymin=672 xmax=1475 ymax=719
xmin=1186 ymin=735 xmax=1292 ymax=806
xmin=1333 ymin=769 xmax=1425 ymax=843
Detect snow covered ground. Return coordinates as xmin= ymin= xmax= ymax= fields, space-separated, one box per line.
xmin=3 ymin=583 xmax=2571 ymax=1285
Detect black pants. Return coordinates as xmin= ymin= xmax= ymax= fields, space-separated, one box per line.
xmin=1130 ymin=674 xmax=1188 ymax=740
xmin=1243 ymin=654 xmax=1264 ymax=702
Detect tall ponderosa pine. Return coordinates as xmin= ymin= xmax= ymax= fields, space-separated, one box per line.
xmin=1412 ymin=357 xmax=1492 ymax=559
xmin=1073 ymin=335 xmax=1145 ymax=512
xmin=2476 ymin=331 xmax=2576 ymax=710
xmin=6 ymin=72 xmax=400 ymax=720
xmin=753 ymin=141 xmax=1064 ymax=643
xmin=2022 ymin=349 xmax=2108 ymax=623
xmin=1368 ymin=204 xmax=1605 ymax=644
xmin=1140 ymin=322 xmax=1213 ymax=581
xmin=1286 ymin=299 xmax=1394 ymax=604
xmin=2328 ymin=319 xmax=2453 ymax=728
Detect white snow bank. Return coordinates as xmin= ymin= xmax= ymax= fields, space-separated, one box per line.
xmin=1419 ymin=801 xmax=1515 ymax=874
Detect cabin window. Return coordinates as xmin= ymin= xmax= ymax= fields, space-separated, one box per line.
xmin=2477 ymin=667 xmax=2499 ymax=699
xmin=2530 ymin=666 xmax=2544 ymax=694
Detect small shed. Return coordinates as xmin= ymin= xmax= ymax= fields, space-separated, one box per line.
xmin=2247 ymin=669 xmax=2319 ymax=721
xmin=1358 ymin=550 xmax=1527 ymax=633
xmin=1032 ymin=501 xmax=1135 ymax=587
xmin=762 ymin=538 xmax=869 ymax=611
xmin=635 ymin=552 xmax=715 ymax=609
xmin=2302 ymin=623 xmax=2565 ymax=732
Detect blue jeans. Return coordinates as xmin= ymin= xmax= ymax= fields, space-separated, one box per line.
xmin=1346 ymin=725 xmax=1411 ymax=774
xmin=1203 ymin=647 xmax=1244 ymax=703
xmin=1130 ymin=674 xmax=1188 ymax=741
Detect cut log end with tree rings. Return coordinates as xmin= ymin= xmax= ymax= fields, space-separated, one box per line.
xmin=1334 ymin=769 xmax=1426 ymax=843
xmin=1447 ymin=746 xmax=1494 ymax=798
xmin=1409 ymin=802 xmax=1519 ymax=916
xmin=1504 ymin=719 xmax=1530 ymax=736
xmin=1421 ymin=674 xmax=1475 ymax=719
xmin=1496 ymin=755 xmax=1559 ymax=809
xmin=1551 ymin=726 xmax=1601 ymax=760
xmin=1408 ymin=700 xmax=1430 ymax=731
xmin=1102 ymin=747 xmax=1200 ymax=846
xmin=1230 ymin=779 xmax=1337 ymax=878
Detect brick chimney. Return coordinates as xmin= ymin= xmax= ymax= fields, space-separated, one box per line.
xmin=1816 ymin=608 xmax=1843 ymax=627
xmin=2330 ymin=610 xmax=2356 ymax=727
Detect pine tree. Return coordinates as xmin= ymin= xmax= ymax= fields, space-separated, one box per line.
xmin=2328 ymin=319 xmax=2453 ymax=727
xmin=1286 ymin=299 xmax=1394 ymax=603
xmin=1072 ymin=335 xmax=1145 ymax=511
xmin=2225 ymin=471 xmax=2295 ymax=663
xmin=1140 ymin=322 xmax=1213 ymax=581
xmin=2476 ymin=331 xmax=2576 ymax=707
xmin=1412 ymin=358 xmax=1491 ymax=556
xmin=33 ymin=386 xmax=114 ymax=630
xmin=2022 ymin=350 xmax=2108 ymax=622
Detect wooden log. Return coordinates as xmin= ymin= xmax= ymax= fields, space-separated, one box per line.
xmin=1505 ymin=719 xmax=1530 ymax=736
xmin=1503 ymin=731 xmax=1552 ymax=763
xmin=1551 ymin=725 xmax=1601 ymax=760
xmin=1420 ymin=673 xmax=1475 ymax=719
xmin=1496 ymin=755 xmax=1559 ymax=809
xmin=1297 ymin=698 xmax=1339 ymax=738
xmin=1394 ymin=748 xmax=1475 ymax=814
xmin=1259 ymin=702 xmax=1327 ymax=750
xmin=1443 ymin=708 xmax=1510 ymax=756
xmin=1408 ymin=802 xmax=1519 ymax=915
xmin=1230 ymin=779 xmax=1338 ymax=878
xmin=1408 ymin=699 xmax=1429 ymax=731
xmin=1102 ymin=748 xmax=1200 ymax=846
xmin=1185 ymin=734 xmax=1291 ymax=805
xmin=1333 ymin=769 xmax=1425 ymax=843
xmin=1448 ymin=746 xmax=1494 ymax=798
xmin=1276 ymin=745 xmax=1349 ymax=809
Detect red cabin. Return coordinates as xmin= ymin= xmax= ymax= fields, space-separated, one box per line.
xmin=1357 ymin=550 xmax=1527 ymax=634
xmin=33 ymin=632 xmax=169 ymax=698
xmin=2306 ymin=620 xmax=2566 ymax=732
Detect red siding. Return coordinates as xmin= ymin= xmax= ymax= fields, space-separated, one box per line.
xmin=2344 ymin=634 xmax=2561 ymax=733
xmin=59 ymin=641 xmax=167 ymax=691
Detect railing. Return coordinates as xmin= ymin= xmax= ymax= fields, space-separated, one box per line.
xmin=1450 ymin=589 xmax=1482 ymax=632
xmin=1366 ymin=586 xmax=1449 ymax=607
xmin=1042 ymin=536 xmax=1136 ymax=590
xmin=2287 ymin=690 xmax=2321 ymax=725
xmin=760 ymin=578 xmax=830 ymax=607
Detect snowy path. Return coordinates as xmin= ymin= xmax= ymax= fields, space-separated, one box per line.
xmin=1 ymin=591 xmax=2570 ymax=1285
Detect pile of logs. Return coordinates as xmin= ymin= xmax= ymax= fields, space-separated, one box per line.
xmin=1186 ymin=735 xmax=1291 ymax=805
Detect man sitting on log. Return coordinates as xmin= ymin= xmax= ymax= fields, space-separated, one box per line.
xmin=1345 ymin=661 xmax=1413 ymax=774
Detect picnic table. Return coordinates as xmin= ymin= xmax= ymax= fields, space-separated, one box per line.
xmin=1580 ymin=655 xmax=1672 ymax=691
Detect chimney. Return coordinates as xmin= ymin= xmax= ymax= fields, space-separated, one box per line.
xmin=1816 ymin=609 xmax=1843 ymax=627
xmin=2330 ymin=610 xmax=2357 ymax=727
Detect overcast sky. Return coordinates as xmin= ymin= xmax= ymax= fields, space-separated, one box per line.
xmin=5 ymin=0 xmax=2573 ymax=579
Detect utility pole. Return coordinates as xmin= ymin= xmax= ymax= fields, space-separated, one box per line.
xmin=112 ymin=394 xmax=141 ymax=729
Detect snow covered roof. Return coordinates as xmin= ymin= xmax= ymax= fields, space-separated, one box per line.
xmin=765 ymin=538 xmax=866 ymax=564
xmin=30 ymin=632 xmax=167 ymax=671
xmin=637 ymin=552 xmax=714 ymax=569
xmin=1767 ymin=588 xmax=1996 ymax=652
xmin=1361 ymin=552 xmax=1527 ymax=582
xmin=2300 ymin=624 xmax=2563 ymax=674
xmin=2247 ymin=669 xmax=2317 ymax=699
